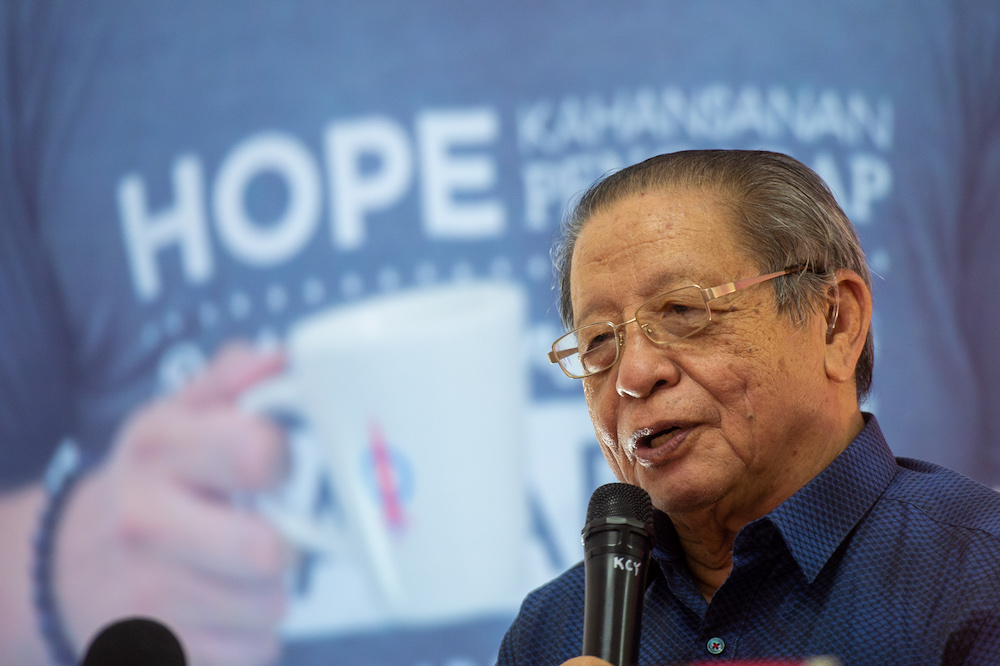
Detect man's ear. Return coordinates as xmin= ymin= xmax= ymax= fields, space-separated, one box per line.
xmin=823 ymin=269 xmax=872 ymax=385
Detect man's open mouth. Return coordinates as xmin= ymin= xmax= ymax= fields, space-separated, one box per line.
xmin=645 ymin=426 xmax=683 ymax=448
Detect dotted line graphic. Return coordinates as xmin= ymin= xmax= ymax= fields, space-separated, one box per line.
xmin=141 ymin=254 xmax=554 ymax=350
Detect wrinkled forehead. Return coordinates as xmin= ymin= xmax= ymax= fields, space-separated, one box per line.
xmin=570 ymin=189 xmax=748 ymax=278
xmin=568 ymin=188 xmax=753 ymax=320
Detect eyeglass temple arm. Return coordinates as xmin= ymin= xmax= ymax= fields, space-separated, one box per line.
xmin=702 ymin=269 xmax=795 ymax=300
xmin=548 ymin=347 xmax=578 ymax=364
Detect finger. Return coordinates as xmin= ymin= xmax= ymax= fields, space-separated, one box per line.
xmin=172 ymin=623 xmax=281 ymax=666
xmin=174 ymin=407 xmax=288 ymax=492
xmin=180 ymin=341 xmax=285 ymax=407
xmin=117 ymin=477 xmax=293 ymax=583
xmin=124 ymin=401 xmax=288 ymax=492
xmin=126 ymin=565 xmax=286 ymax=633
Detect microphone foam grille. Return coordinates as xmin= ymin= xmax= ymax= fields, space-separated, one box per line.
xmin=82 ymin=617 xmax=186 ymax=666
xmin=586 ymin=482 xmax=653 ymax=524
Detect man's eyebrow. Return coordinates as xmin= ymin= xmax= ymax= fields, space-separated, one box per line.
xmin=573 ymin=269 xmax=689 ymax=326
xmin=643 ymin=268 xmax=690 ymax=293
xmin=573 ymin=296 xmax=618 ymax=327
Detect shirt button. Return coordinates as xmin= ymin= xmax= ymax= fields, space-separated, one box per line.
xmin=706 ymin=637 xmax=725 ymax=655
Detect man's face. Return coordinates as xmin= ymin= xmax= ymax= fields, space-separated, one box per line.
xmin=570 ymin=187 xmax=835 ymax=518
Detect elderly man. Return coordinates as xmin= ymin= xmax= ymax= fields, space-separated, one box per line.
xmin=498 ymin=151 xmax=1000 ymax=665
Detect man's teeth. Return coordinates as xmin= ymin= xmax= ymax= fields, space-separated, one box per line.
xmin=648 ymin=427 xmax=680 ymax=448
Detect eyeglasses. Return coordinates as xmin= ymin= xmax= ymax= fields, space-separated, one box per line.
xmin=548 ymin=267 xmax=804 ymax=379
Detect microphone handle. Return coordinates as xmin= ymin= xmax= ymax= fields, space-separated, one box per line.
xmin=582 ymin=519 xmax=653 ymax=666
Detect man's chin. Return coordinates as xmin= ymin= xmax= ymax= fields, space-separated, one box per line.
xmin=636 ymin=471 xmax=729 ymax=516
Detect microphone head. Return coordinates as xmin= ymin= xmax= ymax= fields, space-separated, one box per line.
xmin=81 ymin=617 xmax=186 ymax=666
xmin=585 ymin=482 xmax=653 ymax=525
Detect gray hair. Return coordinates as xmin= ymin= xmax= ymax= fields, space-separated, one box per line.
xmin=552 ymin=149 xmax=874 ymax=401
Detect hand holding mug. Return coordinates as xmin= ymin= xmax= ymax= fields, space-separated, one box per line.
xmin=54 ymin=343 xmax=292 ymax=666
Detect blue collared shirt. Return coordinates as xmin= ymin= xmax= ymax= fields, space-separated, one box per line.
xmin=498 ymin=416 xmax=1000 ymax=664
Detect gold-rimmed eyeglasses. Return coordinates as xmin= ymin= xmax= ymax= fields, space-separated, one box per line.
xmin=548 ymin=267 xmax=805 ymax=379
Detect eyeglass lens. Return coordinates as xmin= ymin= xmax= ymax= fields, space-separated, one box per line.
xmin=553 ymin=285 xmax=710 ymax=377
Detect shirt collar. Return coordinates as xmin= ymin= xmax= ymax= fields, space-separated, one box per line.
xmin=651 ymin=414 xmax=898 ymax=583
xmin=763 ymin=413 xmax=898 ymax=582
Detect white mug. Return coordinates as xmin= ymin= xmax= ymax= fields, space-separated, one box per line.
xmin=243 ymin=281 xmax=530 ymax=632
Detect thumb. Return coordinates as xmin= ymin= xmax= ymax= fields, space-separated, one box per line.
xmin=179 ymin=341 xmax=285 ymax=407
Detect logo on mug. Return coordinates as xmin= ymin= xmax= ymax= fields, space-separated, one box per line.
xmin=362 ymin=421 xmax=414 ymax=532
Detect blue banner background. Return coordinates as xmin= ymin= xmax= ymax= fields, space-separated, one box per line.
xmin=1 ymin=2 xmax=998 ymax=664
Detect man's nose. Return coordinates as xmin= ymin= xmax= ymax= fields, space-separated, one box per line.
xmin=614 ymin=324 xmax=681 ymax=398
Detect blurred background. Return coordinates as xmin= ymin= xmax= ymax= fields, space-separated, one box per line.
xmin=1 ymin=2 xmax=998 ymax=665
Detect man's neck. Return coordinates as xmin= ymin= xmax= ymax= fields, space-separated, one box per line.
xmin=669 ymin=410 xmax=866 ymax=601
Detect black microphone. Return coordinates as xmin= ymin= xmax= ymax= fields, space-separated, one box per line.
xmin=581 ymin=482 xmax=655 ymax=666
xmin=81 ymin=617 xmax=187 ymax=666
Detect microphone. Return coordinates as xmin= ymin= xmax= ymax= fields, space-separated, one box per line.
xmin=81 ymin=617 xmax=187 ymax=666
xmin=581 ymin=482 xmax=655 ymax=666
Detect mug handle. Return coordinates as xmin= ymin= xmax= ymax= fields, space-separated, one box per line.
xmin=239 ymin=377 xmax=346 ymax=553
xmin=240 ymin=376 xmax=405 ymax=607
